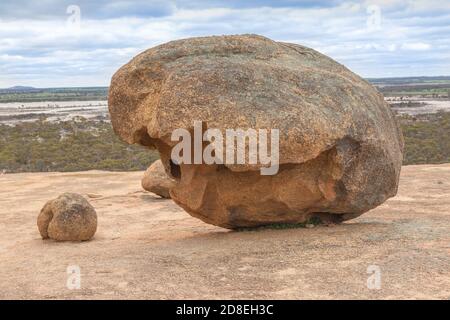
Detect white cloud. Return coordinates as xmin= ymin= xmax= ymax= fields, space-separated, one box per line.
xmin=401 ymin=42 xmax=431 ymax=50
xmin=0 ymin=0 xmax=449 ymax=87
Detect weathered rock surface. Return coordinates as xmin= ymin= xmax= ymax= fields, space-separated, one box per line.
xmin=142 ymin=159 xmax=175 ymax=198
xmin=1 ymin=166 xmax=449 ymax=299
xmin=108 ymin=34 xmax=404 ymax=229
xmin=37 ymin=193 xmax=97 ymax=241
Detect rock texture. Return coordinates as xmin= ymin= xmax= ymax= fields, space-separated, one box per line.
xmin=142 ymin=159 xmax=175 ymax=198
xmin=37 ymin=193 xmax=97 ymax=241
xmin=108 ymin=34 xmax=404 ymax=229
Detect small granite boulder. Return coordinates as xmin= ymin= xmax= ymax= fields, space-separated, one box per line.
xmin=142 ymin=159 xmax=175 ymax=198
xmin=37 ymin=193 xmax=97 ymax=241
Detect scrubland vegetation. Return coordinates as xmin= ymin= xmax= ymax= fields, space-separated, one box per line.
xmin=0 ymin=118 xmax=158 ymax=172
xmin=0 ymin=112 xmax=449 ymax=173
xmin=0 ymin=87 xmax=108 ymax=103
xmin=400 ymin=111 xmax=450 ymax=165
xmin=370 ymin=76 xmax=450 ymax=97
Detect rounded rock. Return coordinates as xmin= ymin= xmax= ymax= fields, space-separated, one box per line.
xmin=37 ymin=193 xmax=97 ymax=241
xmin=142 ymin=159 xmax=175 ymax=198
xmin=108 ymin=34 xmax=404 ymax=229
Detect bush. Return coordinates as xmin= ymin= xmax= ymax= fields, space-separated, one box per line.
xmin=0 ymin=112 xmax=449 ymax=173
xmin=399 ymin=112 xmax=450 ymax=165
xmin=0 ymin=119 xmax=158 ymax=173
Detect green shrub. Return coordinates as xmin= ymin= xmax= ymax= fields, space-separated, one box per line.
xmin=1 ymin=112 xmax=449 ymax=173
xmin=0 ymin=119 xmax=158 ymax=172
xmin=399 ymin=112 xmax=450 ymax=165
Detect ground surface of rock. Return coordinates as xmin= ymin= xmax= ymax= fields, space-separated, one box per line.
xmin=0 ymin=165 xmax=449 ymax=299
xmin=109 ymin=34 xmax=404 ymax=228
xmin=141 ymin=159 xmax=175 ymax=198
xmin=37 ymin=193 xmax=97 ymax=241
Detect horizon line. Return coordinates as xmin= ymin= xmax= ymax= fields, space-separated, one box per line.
xmin=2 ymin=75 xmax=450 ymax=90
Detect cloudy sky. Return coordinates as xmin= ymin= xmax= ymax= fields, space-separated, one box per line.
xmin=0 ymin=0 xmax=449 ymax=88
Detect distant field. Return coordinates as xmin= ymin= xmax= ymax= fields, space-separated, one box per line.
xmin=1 ymin=77 xmax=449 ymax=102
xmin=400 ymin=112 xmax=450 ymax=165
xmin=368 ymin=76 xmax=450 ymax=85
xmin=377 ymin=84 xmax=450 ymax=97
xmin=0 ymin=112 xmax=449 ymax=173
xmin=0 ymin=77 xmax=449 ymax=172
xmin=0 ymin=87 xmax=108 ymax=103
xmin=368 ymin=76 xmax=450 ymax=97
xmin=0 ymin=119 xmax=158 ymax=172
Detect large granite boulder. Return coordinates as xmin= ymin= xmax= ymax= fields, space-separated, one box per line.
xmin=108 ymin=34 xmax=404 ymax=229
xmin=142 ymin=159 xmax=175 ymax=198
xmin=37 ymin=193 xmax=97 ymax=241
